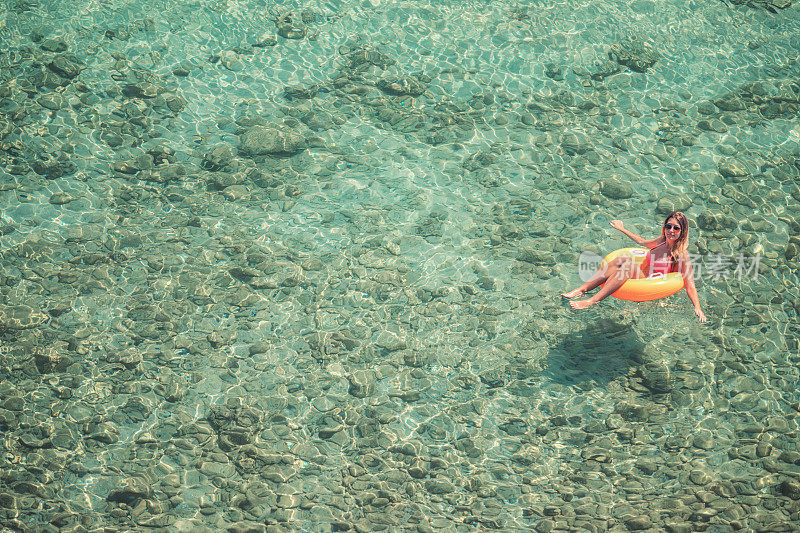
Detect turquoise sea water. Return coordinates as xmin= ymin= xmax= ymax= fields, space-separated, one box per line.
xmin=1 ymin=0 xmax=800 ymax=530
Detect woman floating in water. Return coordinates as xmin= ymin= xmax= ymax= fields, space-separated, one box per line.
xmin=562 ymin=211 xmax=707 ymax=322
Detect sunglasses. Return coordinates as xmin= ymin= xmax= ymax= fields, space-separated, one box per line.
xmin=664 ymin=223 xmax=681 ymax=231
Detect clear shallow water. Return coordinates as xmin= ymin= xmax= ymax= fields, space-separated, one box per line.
xmin=1 ymin=0 xmax=799 ymax=531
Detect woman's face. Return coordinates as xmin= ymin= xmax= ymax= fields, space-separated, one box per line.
xmin=664 ymin=218 xmax=681 ymax=239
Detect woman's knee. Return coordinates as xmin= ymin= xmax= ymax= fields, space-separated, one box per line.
xmin=613 ymin=257 xmax=631 ymax=268
xmin=610 ymin=257 xmax=636 ymax=278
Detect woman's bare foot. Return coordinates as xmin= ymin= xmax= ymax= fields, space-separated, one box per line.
xmin=570 ymin=298 xmax=596 ymax=310
xmin=561 ymin=289 xmax=585 ymax=299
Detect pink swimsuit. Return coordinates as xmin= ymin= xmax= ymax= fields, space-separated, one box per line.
xmin=641 ymin=244 xmax=676 ymax=277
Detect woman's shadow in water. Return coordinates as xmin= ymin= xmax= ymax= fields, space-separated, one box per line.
xmin=543 ymin=317 xmax=646 ymax=388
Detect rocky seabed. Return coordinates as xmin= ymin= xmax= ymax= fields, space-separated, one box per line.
xmin=1 ymin=0 xmax=800 ymax=531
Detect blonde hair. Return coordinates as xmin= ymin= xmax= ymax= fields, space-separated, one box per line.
xmin=662 ymin=211 xmax=689 ymax=263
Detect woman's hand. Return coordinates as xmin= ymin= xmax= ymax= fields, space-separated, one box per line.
xmin=695 ymin=307 xmax=707 ymax=322
xmin=610 ymin=220 xmax=624 ymax=231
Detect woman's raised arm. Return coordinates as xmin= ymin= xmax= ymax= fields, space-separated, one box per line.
xmin=611 ymin=220 xmax=660 ymax=248
xmin=678 ymin=254 xmax=706 ymax=322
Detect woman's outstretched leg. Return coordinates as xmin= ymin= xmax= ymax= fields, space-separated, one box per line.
xmin=562 ymin=257 xmax=629 ymax=299
xmin=561 ymin=269 xmax=608 ymax=298
xmin=570 ymin=257 xmax=635 ymax=309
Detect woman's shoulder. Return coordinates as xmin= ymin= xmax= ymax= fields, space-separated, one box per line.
xmin=673 ymin=249 xmax=691 ymax=260
xmin=672 ymin=250 xmax=692 ymax=271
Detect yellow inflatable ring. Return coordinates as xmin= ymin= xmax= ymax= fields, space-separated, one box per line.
xmin=601 ymin=247 xmax=684 ymax=302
